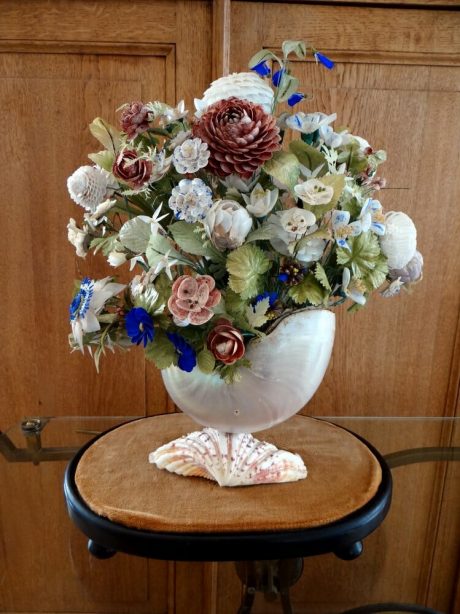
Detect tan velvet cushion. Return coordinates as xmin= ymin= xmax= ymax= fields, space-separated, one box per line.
xmin=75 ymin=414 xmax=382 ymax=533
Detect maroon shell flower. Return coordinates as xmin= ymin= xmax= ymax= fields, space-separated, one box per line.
xmin=207 ymin=319 xmax=245 ymax=365
xmin=120 ymin=102 xmax=150 ymax=140
xmin=112 ymin=150 xmax=152 ymax=188
xmin=192 ymin=97 xmax=280 ymax=179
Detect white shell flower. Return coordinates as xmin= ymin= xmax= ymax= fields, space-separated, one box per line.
xmin=381 ymin=278 xmax=405 ymax=298
xmin=169 ymin=129 xmax=192 ymax=149
xmin=268 ymin=209 xmax=325 ymax=263
xmin=173 ymin=138 xmax=210 ymax=174
xmin=195 ymin=72 xmax=274 ymax=116
xmin=359 ymin=199 xmax=385 ymax=236
xmin=169 ymin=178 xmax=213 ymax=223
xmin=342 ymin=268 xmax=366 ymax=305
xmin=286 ymin=112 xmax=336 ymax=135
xmin=67 ymin=218 xmax=90 ymax=258
xmin=150 ymin=151 xmax=173 ymax=183
xmin=330 ymin=210 xmax=362 ymax=249
xmin=161 ymin=100 xmax=188 ymax=125
xmin=379 ymin=211 xmax=417 ymax=269
xmin=205 ymin=200 xmax=252 ymax=251
xmin=69 ymin=277 xmax=126 ymax=352
xmin=221 ymin=173 xmax=260 ymax=195
xmin=67 ymin=166 xmax=112 ymax=212
xmin=91 ymin=198 xmax=117 ymax=220
xmin=107 ymin=250 xmax=128 ymax=267
xmin=130 ymin=268 xmax=161 ymax=302
xmin=279 ymin=208 xmax=316 ymax=236
xmin=319 ymin=124 xmax=349 ymax=148
xmin=242 ymin=184 xmax=278 ymax=217
xmin=294 ymin=179 xmax=334 ymax=206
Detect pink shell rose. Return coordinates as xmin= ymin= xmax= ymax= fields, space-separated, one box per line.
xmin=168 ymin=275 xmax=221 ymax=325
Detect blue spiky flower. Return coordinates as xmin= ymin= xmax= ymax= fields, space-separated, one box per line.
xmin=69 ymin=277 xmax=94 ymax=321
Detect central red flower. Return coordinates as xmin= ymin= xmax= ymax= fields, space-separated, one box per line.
xmin=207 ymin=319 xmax=246 ymax=365
xmin=192 ymin=97 xmax=280 ymax=179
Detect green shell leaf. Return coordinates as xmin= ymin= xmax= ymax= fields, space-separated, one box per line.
xmin=288 ymin=273 xmax=327 ymax=306
xmin=245 ymin=224 xmax=273 ymax=243
xmin=119 ymin=217 xmax=152 ymax=253
xmin=226 ymin=244 xmax=271 ymax=300
xmin=245 ymin=297 xmax=270 ymax=329
xmin=277 ymin=75 xmax=299 ymax=103
xmin=282 ymin=40 xmax=307 ymax=59
xmin=248 ymin=49 xmax=280 ymax=69
xmin=314 ymin=263 xmax=332 ymax=291
xmin=146 ymin=233 xmax=181 ymax=269
xmin=90 ymin=235 xmax=120 ymax=256
xmin=145 ymin=330 xmax=176 ymax=369
xmin=197 ymin=348 xmax=216 ymax=374
xmin=169 ymin=221 xmax=213 ymax=257
xmin=224 ymin=289 xmax=247 ymax=318
xmin=264 ymin=151 xmax=300 ymax=191
xmin=365 ymin=254 xmax=389 ymax=290
xmin=88 ymin=150 xmax=115 ymax=172
xmin=89 ymin=118 xmax=121 ymax=154
xmin=336 ymin=232 xmax=382 ymax=278
xmin=289 ymin=140 xmax=326 ymax=174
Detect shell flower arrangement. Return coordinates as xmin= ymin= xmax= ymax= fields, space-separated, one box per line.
xmin=67 ymin=41 xmax=422 ymax=487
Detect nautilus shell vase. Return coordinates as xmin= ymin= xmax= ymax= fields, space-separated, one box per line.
xmin=149 ymin=309 xmax=335 ymax=487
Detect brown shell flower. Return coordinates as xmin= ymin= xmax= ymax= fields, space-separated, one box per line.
xmin=112 ymin=150 xmax=152 ymax=188
xmin=207 ymin=319 xmax=245 ymax=365
xmin=192 ymin=97 xmax=280 ymax=179
xmin=120 ymin=101 xmax=150 ymax=140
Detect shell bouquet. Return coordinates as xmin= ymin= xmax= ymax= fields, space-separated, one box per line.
xmin=67 ymin=40 xmax=422 ymax=381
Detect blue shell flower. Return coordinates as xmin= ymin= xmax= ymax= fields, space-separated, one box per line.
xmin=251 ymin=60 xmax=271 ymax=77
xmin=272 ymin=68 xmax=286 ymax=87
xmin=126 ymin=307 xmax=155 ymax=347
xmin=315 ymin=52 xmax=334 ymax=70
xmin=254 ymin=291 xmax=278 ymax=307
xmin=278 ymin=273 xmax=289 ymax=283
xmin=287 ymin=93 xmax=305 ymax=107
xmin=167 ymin=333 xmax=197 ymax=373
xmin=69 ymin=277 xmax=94 ymax=321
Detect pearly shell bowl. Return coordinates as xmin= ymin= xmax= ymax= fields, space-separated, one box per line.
xmin=162 ymin=309 xmax=335 ymax=432
xmin=150 ymin=309 xmax=335 ymax=486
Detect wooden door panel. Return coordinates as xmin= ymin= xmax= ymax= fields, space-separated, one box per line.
xmin=1 ymin=47 xmax=173 ymax=427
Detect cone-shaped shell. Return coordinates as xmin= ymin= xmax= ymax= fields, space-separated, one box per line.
xmin=162 ymin=309 xmax=335 ymax=433
xmin=379 ymin=211 xmax=417 ymax=269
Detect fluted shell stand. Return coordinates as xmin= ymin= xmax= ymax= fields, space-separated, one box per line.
xmin=150 ymin=310 xmax=335 ymax=487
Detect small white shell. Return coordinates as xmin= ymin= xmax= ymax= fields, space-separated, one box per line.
xmin=195 ymin=72 xmax=274 ymax=116
xmin=149 ymin=428 xmax=307 ymax=487
xmin=379 ymin=211 xmax=417 ymax=269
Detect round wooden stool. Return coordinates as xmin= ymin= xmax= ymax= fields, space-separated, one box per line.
xmin=64 ymin=414 xmax=392 ymax=613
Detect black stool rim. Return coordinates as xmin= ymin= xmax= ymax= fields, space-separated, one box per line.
xmin=64 ymin=415 xmax=392 ymax=562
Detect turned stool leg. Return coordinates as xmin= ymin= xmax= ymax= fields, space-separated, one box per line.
xmin=235 ymin=559 xmax=303 ymax=614
xmin=87 ymin=539 xmax=117 ymax=559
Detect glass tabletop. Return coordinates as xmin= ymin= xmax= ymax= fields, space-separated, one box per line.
xmin=2 ymin=414 xmax=459 ymax=465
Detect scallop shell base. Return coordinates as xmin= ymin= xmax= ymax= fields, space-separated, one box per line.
xmin=149 ymin=428 xmax=307 ymax=487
